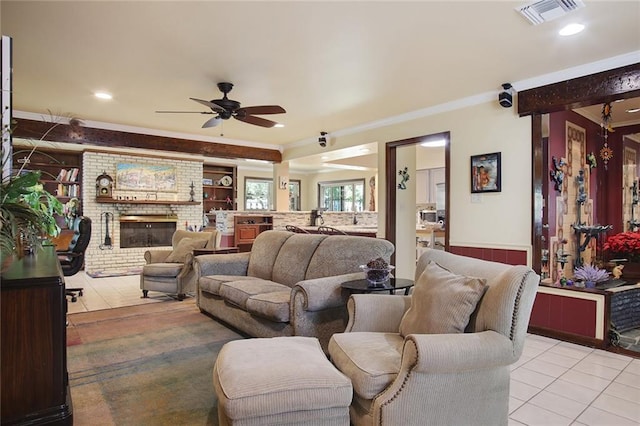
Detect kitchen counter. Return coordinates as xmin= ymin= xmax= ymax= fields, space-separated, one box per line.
xmin=300 ymin=225 xmax=378 ymax=237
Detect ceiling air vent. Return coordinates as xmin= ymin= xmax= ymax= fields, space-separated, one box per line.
xmin=517 ymin=0 xmax=585 ymax=25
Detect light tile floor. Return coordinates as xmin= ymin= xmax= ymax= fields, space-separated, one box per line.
xmin=66 ymin=272 xmax=640 ymax=425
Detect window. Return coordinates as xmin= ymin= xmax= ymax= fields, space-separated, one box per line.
xmin=244 ymin=177 xmax=301 ymax=211
xmin=245 ymin=177 xmax=273 ymax=210
xmin=318 ymin=179 xmax=365 ymax=212
xmin=288 ymin=180 xmax=301 ymax=211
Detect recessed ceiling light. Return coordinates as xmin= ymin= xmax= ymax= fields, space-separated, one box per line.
xmin=94 ymin=91 xmax=112 ymax=100
xmin=420 ymin=139 xmax=446 ymax=148
xmin=274 ymin=123 xmax=284 ymax=128
xmin=321 ymin=156 xmax=329 ymax=160
xmin=559 ymin=23 xmax=585 ymax=36
xmin=358 ymin=148 xmax=370 ymax=153
xmin=626 ymin=108 xmax=640 ymax=114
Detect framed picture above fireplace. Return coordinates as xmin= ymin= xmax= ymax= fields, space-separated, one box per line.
xmin=116 ymin=163 xmax=177 ymax=192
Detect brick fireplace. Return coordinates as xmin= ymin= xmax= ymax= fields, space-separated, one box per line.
xmin=119 ymin=215 xmax=178 ymax=248
xmin=82 ymin=151 xmax=203 ymax=275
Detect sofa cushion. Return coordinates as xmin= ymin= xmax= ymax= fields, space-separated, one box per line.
xmin=247 ymin=231 xmax=294 ymax=281
xmin=272 ymin=234 xmax=327 ymax=287
xmin=219 ymin=279 xmax=290 ymax=308
xmin=199 ymin=275 xmax=255 ymax=296
xmin=328 ymin=332 xmax=404 ymax=400
xmin=399 ymin=261 xmax=487 ymax=337
xmin=165 ymin=237 xmax=208 ymax=263
xmin=246 ymin=291 xmax=291 ymax=322
xmin=142 ymin=262 xmax=184 ymax=277
xmin=306 ymin=235 xmax=395 ymax=280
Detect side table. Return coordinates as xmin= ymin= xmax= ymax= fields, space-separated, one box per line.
xmin=341 ymin=278 xmax=414 ymax=295
xmin=193 ymin=247 xmax=240 ymax=256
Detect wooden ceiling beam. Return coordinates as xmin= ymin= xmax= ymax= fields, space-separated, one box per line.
xmin=11 ymin=118 xmax=282 ymax=163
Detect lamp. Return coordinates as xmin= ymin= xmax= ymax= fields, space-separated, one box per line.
xmin=202 ymin=116 xmax=222 ymax=128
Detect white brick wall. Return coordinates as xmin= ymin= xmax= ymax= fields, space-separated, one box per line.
xmin=83 ymin=152 xmax=203 ymax=275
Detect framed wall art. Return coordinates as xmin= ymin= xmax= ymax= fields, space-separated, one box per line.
xmin=471 ymin=152 xmax=501 ymax=193
xmin=116 ymin=163 xmax=177 ymax=192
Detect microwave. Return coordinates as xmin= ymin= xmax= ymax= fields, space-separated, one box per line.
xmin=419 ymin=210 xmax=437 ymax=223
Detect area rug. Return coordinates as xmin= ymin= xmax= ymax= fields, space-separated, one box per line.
xmin=86 ymin=267 xmax=143 ymax=278
xmin=66 ymin=300 xmax=244 ymax=425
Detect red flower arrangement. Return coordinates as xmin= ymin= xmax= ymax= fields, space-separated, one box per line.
xmin=603 ymin=231 xmax=640 ymax=261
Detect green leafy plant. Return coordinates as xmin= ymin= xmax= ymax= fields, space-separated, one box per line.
xmin=1 ymin=111 xmax=79 ymax=263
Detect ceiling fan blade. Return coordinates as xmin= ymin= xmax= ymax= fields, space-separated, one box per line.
xmin=238 ymin=105 xmax=286 ymax=115
xmin=234 ymin=114 xmax=279 ymax=128
xmin=155 ymin=110 xmax=215 ymax=114
xmin=190 ymin=98 xmax=225 ymax=112
xmin=202 ymin=116 xmax=222 ymax=128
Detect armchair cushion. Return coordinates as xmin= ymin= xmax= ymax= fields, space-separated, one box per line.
xmin=328 ymin=332 xmax=404 ymax=399
xmin=165 ymin=237 xmax=209 ymax=263
xmin=143 ymin=262 xmax=184 ymax=277
xmin=399 ymin=261 xmax=487 ymax=337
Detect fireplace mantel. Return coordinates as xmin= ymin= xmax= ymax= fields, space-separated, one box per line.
xmin=96 ymin=199 xmax=199 ymax=206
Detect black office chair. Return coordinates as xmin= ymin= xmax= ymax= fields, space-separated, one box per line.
xmin=57 ymin=216 xmax=91 ymax=301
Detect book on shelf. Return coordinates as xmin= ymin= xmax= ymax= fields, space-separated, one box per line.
xmin=56 ymin=168 xmax=79 ymax=182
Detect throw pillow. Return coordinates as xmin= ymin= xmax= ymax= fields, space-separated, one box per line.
xmin=165 ymin=238 xmax=208 ymax=263
xmin=399 ymin=261 xmax=487 ymax=336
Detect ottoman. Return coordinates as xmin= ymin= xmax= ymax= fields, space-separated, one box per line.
xmin=213 ymin=336 xmax=353 ymax=426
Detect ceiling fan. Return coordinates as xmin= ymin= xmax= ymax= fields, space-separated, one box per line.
xmin=156 ymin=82 xmax=286 ymax=128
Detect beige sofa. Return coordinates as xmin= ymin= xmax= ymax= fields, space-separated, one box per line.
xmin=194 ymin=230 xmax=394 ymax=350
xmin=329 ymin=248 xmax=540 ymax=425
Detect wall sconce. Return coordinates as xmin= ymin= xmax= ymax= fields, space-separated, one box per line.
xmin=319 ymin=131 xmax=328 ymax=147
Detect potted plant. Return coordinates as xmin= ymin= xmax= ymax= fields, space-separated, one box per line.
xmin=1 ymin=113 xmax=79 ymax=268
xmin=572 ymin=264 xmax=610 ymax=288
xmin=603 ymin=231 xmax=640 ymax=262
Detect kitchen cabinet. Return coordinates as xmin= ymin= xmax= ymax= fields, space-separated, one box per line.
xmin=234 ymin=215 xmax=273 ymax=252
xmin=416 ymin=167 xmax=445 ymax=206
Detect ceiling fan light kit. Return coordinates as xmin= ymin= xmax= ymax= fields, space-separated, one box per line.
xmin=157 ymin=82 xmax=286 ymax=129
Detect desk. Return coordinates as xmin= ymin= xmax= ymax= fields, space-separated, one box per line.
xmin=341 ymin=278 xmax=414 ymax=295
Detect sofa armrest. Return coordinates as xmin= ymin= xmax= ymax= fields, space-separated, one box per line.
xmin=345 ymin=294 xmax=412 ymax=332
xmin=404 ymin=330 xmax=515 ymax=373
xmin=144 ymin=250 xmax=172 ymax=264
xmin=292 ymin=272 xmax=363 ymax=311
xmin=194 ymin=252 xmax=250 ymax=277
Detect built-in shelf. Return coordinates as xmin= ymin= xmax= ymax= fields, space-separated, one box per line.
xmin=95 ymin=199 xmax=200 ymax=206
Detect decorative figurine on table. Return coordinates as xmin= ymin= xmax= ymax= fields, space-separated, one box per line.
xmin=612 ymin=264 xmax=624 ymax=280
xmin=550 ymin=156 xmax=565 ymax=192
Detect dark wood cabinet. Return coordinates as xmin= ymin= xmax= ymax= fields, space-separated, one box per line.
xmin=233 ymin=215 xmax=273 ymax=252
xmin=1 ymin=247 xmax=72 ymax=425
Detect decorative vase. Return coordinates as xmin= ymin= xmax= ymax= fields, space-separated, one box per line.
xmin=361 ymin=265 xmax=394 ymax=286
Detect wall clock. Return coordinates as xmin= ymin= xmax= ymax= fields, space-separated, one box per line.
xmin=96 ymin=172 xmax=114 ymax=198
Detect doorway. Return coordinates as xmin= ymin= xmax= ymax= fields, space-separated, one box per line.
xmin=385 ymin=131 xmax=450 ymax=278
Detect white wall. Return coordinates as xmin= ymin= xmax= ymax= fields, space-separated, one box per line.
xmin=285 ymin=99 xmax=532 ymax=262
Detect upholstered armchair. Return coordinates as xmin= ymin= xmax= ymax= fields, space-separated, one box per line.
xmin=328 ymin=248 xmax=540 ymax=426
xmin=140 ymin=229 xmax=221 ymax=300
